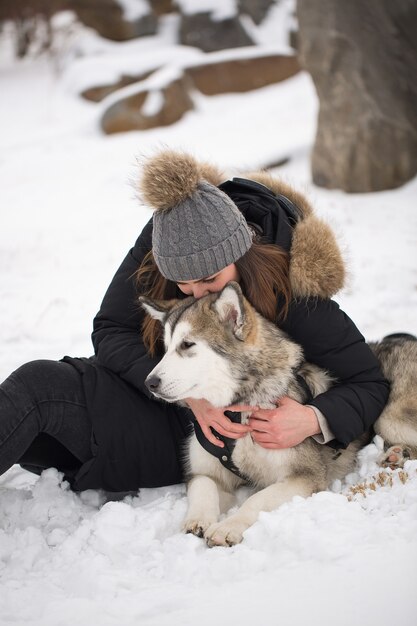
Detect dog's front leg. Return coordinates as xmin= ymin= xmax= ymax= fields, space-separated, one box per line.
xmin=205 ymin=476 xmax=317 ymax=547
xmin=183 ymin=475 xmax=224 ymax=537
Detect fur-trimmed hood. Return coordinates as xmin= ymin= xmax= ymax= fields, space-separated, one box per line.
xmin=139 ymin=150 xmax=345 ymax=299
xmin=241 ymin=171 xmax=346 ymax=299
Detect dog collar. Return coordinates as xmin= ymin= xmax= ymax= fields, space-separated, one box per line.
xmin=192 ymin=411 xmax=249 ymax=482
xmin=295 ymin=372 xmax=314 ymax=404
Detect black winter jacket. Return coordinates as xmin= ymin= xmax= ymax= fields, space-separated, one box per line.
xmin=65 ymin=175 xmax=389 ymax=491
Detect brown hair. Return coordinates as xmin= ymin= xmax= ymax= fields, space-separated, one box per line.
xmin=135 ymin=240 xmax=291 ymax=356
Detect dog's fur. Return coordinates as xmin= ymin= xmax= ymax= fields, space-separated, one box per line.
xmin=141 ymin=283 xmax=417 ymax=547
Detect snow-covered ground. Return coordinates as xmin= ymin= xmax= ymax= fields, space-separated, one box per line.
xmin=1 ymin=12 xmax=417 ymax=626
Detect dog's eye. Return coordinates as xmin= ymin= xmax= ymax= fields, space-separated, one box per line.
xmin=180 ymin=340 xmax=195 ymax=350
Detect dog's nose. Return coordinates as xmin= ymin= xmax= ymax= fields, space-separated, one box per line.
xmin=145 ymin=375 xmax=161 ymax=392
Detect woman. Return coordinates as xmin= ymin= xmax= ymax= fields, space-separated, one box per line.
xmin=0 ymin=150 xmax=389 ymax=492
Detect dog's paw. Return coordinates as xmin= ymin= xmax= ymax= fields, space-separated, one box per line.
xmin=380 ymin=445 xmax=411 ymax=469
xmin=183 ymin=518 xmax=213 ymax=538
xmin=204 ymin=519 xmax=247 ymax=548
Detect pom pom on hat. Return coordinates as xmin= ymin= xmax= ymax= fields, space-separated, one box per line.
xmin=140 ymin=150 xmax=201 ymax=211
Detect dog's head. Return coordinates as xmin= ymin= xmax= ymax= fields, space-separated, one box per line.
xmin=140 ymin=282 xmax=256 ymax=406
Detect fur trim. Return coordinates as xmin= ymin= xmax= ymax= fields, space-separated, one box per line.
xmin=140 ymin=150 xmax=224 ymax=211
xmin=245 ymin=171 xmax=345 ymax=298
xmin=289 ymin=216 xmax=346 ymax=298
xmin=244 ymin=171 xmax=313 ymax=218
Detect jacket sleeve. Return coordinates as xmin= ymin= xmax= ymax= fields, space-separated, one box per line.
xmin=281 ymin=297 xmax=390 ymax=449
xmin=91 ymin=218 xmax=161 ymax=396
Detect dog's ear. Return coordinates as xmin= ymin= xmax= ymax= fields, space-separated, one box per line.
xmin=139 ymin=296 xmax=178 ymax=323
xmin=213 ymin=282 xmax=247 ymax=340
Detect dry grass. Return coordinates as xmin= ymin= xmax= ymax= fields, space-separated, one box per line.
xmin=346 ymin=469 xmax=411 ymax=501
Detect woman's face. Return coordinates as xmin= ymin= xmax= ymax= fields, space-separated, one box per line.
xmin=176 ymin=263 xmax=239 ymax=299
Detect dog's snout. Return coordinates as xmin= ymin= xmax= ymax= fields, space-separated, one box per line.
xmin=145 ymin=374 xmax=161 ymax=392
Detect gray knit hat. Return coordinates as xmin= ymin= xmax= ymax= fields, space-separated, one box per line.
xmin=139 ymin=150 xmax=253 ymax=282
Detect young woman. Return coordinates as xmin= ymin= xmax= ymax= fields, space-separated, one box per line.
xmin=0 ymin=150 xmax=389 ymax=492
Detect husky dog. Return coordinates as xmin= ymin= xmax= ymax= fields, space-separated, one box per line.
xmin=140 ymin=283 xmax=417 ymax=547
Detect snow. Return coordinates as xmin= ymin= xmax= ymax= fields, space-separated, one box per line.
xmin=61 ymin=44 xmax=203 ymax=95
xmin=141 ymin=88 xmax=165 ymax=116
xmin=175 ymin=0 xmax=238 ymax=20
xmin=242 ymin=0 xmax=295 ymax=46
xmin=1 ymin=11 xmax=417 ymax=626
xmin=118 ymin=0 xmax=151 ymax=22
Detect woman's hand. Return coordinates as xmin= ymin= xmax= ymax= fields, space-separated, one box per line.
xmin=185 ymin=397 xmax=257 ymax=448
xmin=249 ymin=396 xmax=321 ymax=449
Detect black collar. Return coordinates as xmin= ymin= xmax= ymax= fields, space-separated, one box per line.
xmin=295 ymin=372 xmax=314 ymax=404
xmin=192 ymin=411 xmax=248 ymax=481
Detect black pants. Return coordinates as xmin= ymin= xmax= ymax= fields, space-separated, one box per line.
xmin=0 ymin=360 xmax=92 ymax=484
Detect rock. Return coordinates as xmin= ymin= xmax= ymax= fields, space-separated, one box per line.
xmin=238 ymin=0 xmax=276 ymax=25
xmin=101 ymin=75 xmax=194 ymax=133
xmin=186 ymin=52 xmax=299 ymax=95
xmin=82 ymin=71 xmax=154 ymax=102
xmin=99 ymin=51 xmax=299 ymax=134
xmin=70 ymin=0 xmax=157 ymax=41
xmin=149 ymin=0 xmax=175 ymax=15
xmin=179 ymin=12 xmax=254 ymax=52
xmin=298 ymin=0 xmax=417 ymax=192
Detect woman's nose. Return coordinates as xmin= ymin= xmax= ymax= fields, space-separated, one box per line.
xmin=192 ymin=284 xmax=209 ymax=299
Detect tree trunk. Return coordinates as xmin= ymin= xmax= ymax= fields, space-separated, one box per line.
xmin=297 ymin=0 xmax=417 ymax=192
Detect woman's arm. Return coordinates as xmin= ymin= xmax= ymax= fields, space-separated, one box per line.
xmin=251 ymin=297 xmax=390 ymax=450
xmin=91 ymin=218 xmax=160 ymax=396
